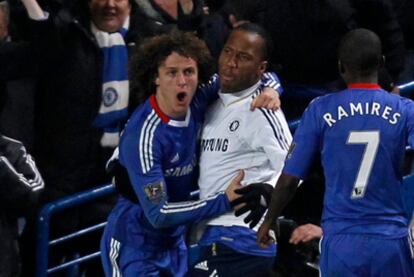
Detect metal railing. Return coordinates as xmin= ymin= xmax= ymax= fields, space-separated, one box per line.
xmin=399 ymin=81 xmax=414 ymax=96
xmin=35 ymin=184 xmax=115 ymax=277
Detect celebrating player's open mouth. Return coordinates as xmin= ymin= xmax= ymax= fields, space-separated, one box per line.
xmin=176 ymin=92 xmax=188 ymax=105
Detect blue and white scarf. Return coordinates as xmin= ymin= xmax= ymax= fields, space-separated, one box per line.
xmin=91 ymin=17 xmax=130 ymax=147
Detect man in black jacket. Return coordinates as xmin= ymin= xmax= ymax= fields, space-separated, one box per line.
xmin=0 ymin=135 xmax=43 ymax=277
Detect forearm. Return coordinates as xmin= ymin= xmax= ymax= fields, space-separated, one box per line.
xmin=21 ymin=0 xmax=45 ymax=20
xmin=146 ymin=191 xmax=231 ymax=229
xmin=264 ymin=173 xmax=299 ymax=224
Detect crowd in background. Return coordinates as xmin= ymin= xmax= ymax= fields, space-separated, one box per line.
xmin=0 ymin=0 xmax=414 ymax=276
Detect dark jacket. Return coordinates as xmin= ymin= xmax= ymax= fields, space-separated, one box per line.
xmin=0 ymin=135 xmax=43 ymax=277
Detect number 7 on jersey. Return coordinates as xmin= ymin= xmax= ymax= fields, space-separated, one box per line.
xmin=346 ymin=131 xmax=380 ymax=199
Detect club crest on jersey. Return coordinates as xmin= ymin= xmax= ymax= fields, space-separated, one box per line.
xmin=103 ymin=87 xmax=118 ymax=107
xmin=286 ymin=142 xmax=296 ymax=160
xmin=228 ymin=119 xmax=240 ymax=132
xmin=143 ymin=181 xmax=165 ymax=204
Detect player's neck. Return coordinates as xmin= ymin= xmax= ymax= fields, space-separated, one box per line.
xmin=344 ymin=74 xmax=378 ymax=86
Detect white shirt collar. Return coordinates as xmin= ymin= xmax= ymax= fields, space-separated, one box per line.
xmin=218 ymin=80 xmax=261 ymax=107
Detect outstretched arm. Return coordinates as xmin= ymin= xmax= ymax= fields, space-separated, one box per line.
xmin=256 ymin=173 xmax=300 ymax=248
xmin=118 ymin=130 xmax=244 ymax=229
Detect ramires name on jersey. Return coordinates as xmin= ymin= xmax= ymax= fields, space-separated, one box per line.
xmin=323 ymin=102 xmax=401 ymax=127
xmin=200 ymin=138 xmax=229 ymax=152
xmin=164 ymin=158 xmax=196 ymax=177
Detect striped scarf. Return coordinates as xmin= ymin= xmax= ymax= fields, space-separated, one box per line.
xmin=91 ymin=17 xmax=130 ymax=147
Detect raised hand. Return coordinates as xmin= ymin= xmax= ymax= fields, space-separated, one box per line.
xmin=178 ymin=0 xmax=194 ymax=15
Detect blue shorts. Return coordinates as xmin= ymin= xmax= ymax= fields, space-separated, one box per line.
xmin=100 ymin=225 xmax=187 ymax=277
xmin=186 ymin=243 xmax=274 ymax=277
xmin=320 ymin=233 xmax=414 ymax=277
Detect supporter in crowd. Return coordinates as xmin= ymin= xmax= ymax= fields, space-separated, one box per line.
xmin=187 ymin=23 xmax=291 ymax=277
xmin=0 ymin=1 xmax=34 ymax=148
xmin=135 ymin=0 xmax=203 ymax=33
xmin=100 ymin=30 xmax=280 ymax=277
xmin=0 ymin=134 xmax=44 ymax=277
xmin=256 ymin=28 xmax=414 ymax=277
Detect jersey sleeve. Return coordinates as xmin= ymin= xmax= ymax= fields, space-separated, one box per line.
xmin=249 ymin=109 xmax=292 ymax=179
xmin=262 ymin=72 xmax=283 ymax=95
xmin=119 ymin=125 xmax=231 ymax=229
xmin=283 ymin=101 xmax=321 ymax=179
xmin=191 ymin=74 xmax=220 ymax=114
xmin=0 ymin=135 xmax=44 ymax=216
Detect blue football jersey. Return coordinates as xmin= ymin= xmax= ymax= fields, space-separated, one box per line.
xmin=284 ymin=83 xmax=414 ymax=238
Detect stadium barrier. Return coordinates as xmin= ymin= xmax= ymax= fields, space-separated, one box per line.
xmin=34 ymin=80 xmax=414 ymax=277
xmin=399 ymin=81 xmax=414 ymax=97
xmin=35 ymin=184 xmax=115 ymax=277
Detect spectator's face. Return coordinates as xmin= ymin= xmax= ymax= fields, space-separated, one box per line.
xmin=155 ymin=52 xmax=198 ymax=118
xmin=0 ymin=9 xmax=8 ymax=40
xmin=219 ymin=30 xmax=266 ymax=93
xmin=89 ymin=0 xmax=130 ymax=33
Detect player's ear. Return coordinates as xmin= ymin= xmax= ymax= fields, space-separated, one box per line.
xmin=259 ymin=61 xmax=268 ymax=73
xmin=154 ymin=75 xmax=160 ymax=86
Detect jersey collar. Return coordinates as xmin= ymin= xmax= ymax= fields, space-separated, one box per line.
xmin=149 ymin=95 xmax=191 ymax=127
xmin=348 ymin=83 xmax=381 ymax=90
xmin=219 ymin=80 xmax=261 ymax=107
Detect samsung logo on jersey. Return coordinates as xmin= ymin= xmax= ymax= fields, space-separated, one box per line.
xmin=201 ymin=138 xmax=229 ymax=152
xmin=323 ymin=102 xmax=401 ymax=127
xmin=164 ymin=159 xmax=196 ymax=177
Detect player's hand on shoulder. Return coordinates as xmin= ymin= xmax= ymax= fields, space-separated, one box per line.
xmin=250 ymin=87 xmax=280 ymax=111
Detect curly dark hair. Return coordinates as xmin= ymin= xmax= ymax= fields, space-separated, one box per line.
xmin=129 ymin=30 xmax=215 ymax=107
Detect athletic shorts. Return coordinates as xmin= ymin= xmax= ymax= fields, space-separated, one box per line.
xmin=100 ymin=227 xmax=187 ymax=277
xmin=186 ymin=243 xmax=274 ymax=277
xmin=320 ymin=233 xmax=414 ymax=277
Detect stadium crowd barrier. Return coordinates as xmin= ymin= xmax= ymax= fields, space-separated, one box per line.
xmin=35 ymin=184 xmax=114 ymax=277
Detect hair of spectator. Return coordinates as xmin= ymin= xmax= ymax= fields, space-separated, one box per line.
xmin=0 ymin=1 xmax=9 ymax=26
xmin=233 ymin=22 xmax=273 ymax=61
xmin=129 ymin=30 xmax=215 ymax=104
xmin=338 ymin=28 xmax=382 ymax=77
